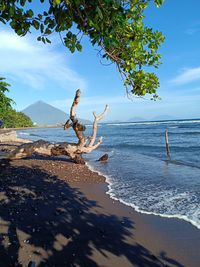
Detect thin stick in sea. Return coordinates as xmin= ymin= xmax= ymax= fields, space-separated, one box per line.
xmin=165 ymin=128 xmax=171 ymax=159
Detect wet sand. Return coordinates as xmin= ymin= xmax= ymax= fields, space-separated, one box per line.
xmin=0 ymin=142 xmax=200 ymax=266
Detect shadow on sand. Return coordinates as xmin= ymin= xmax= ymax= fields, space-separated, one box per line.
xmin=0 ymin=159 xmax=184 ymax=267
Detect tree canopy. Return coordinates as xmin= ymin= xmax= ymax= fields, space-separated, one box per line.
xmin=0 ymin=77 xmax=14 ymax=111
xmin=0 ymin=77 xmax=33 ymax=128
xmin=0 ymin=0 xmax=164 ymax=99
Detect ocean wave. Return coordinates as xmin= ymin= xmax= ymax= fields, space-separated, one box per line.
xmin=169 ymin=131 xmax=200 ymax=135
xmin=107 ymin=191 xmax=200 ymax=230
xmin=105 ymin=119 xmax=200 ymax=127
xmin=86 ymin=161 xmax=200 ymax=230
xmin=109 ymin=143 xmax=165 ymax=149
xmin=18 ymin=132 xmax=30 ymax=136
xmin=164 ymin=159 xmax=200 ymax=169
xmin=108 ymin=143 xmax=200 ymax=152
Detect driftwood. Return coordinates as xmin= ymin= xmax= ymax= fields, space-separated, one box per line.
xmin=5 ymin=90 xmax=108 ymax=164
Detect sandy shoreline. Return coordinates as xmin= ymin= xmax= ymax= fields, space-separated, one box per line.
xmin=0 ymin=139 xmax=200 ymax=266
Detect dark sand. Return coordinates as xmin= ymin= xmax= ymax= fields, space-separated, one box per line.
xmin=0 ymin=143 xmax=200 ymax=266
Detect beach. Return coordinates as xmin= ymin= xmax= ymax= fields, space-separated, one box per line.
xmin=0 ymin=137 xmax=200 ymax=267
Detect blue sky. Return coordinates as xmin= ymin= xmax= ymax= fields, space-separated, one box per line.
xmin=0 ymin=0 xmax=200 ymax=121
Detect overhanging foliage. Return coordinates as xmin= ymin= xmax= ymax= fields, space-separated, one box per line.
xmin=0 ymin=0 xmax=165 ymax=99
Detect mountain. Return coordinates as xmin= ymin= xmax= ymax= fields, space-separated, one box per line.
xmin=127 ymin=115 xmax=179 ymax=123
xmin=104 ymin=120 xmax=121 ymax=123
xmin=22 ymin=101 xmax=91 ymax=126
xmin=128 ymin=117 xmax=145 ymax=122
xmin=152 ymin=115 xmax=177 ymax=121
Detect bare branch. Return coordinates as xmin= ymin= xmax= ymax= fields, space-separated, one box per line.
xmin=70 ymin=89 xmax=81 ymax=121
xmin=63 ymin=119 xmax=72 ymax=130
xmin=88 ymin=105 xmax=108 ymax=147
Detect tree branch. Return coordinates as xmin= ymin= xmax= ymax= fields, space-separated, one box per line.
xmin=64 ymin=89 xmax=86 ymax=146
xmin=88 ymin=105 xmax=108 ymax=147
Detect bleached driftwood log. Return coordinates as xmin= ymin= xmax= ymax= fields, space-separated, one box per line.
xmin=0 ymin=130 xmax=30 ymax=143
xmin=5 ymin=90 xmax=108 ymax=164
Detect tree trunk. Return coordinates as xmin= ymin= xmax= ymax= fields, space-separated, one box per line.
xmin=4 ymin=90 xmax=108 ymax=164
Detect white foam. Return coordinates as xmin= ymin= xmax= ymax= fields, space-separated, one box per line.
xmin=18 ymin=132 xmax=30 ymax=136
xmin=108 ymin=190 xmax=200 ymax=230
xmin=85 ymin=162 xmax=200 ymax=230
xmin=105 ymin=120 xmax=200 ymax=127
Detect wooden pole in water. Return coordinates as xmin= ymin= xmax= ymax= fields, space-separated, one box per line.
xmin=165 ymin=128 xmax=170 ymax=159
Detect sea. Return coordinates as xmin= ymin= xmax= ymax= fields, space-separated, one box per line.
xmin=17 ymin=119 xmax=200 ymax=230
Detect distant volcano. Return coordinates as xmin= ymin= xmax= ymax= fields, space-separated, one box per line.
xmin=22 ymin=101 xmax=91 ymax=126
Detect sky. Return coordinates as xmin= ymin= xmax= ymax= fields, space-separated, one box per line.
xmin=0 ymin=0 xmax=200 ymax=122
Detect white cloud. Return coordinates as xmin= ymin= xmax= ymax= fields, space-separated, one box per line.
xmin=0 ymin=31 xmax=86 ymax=90
xmin=170 ymin=67 xmax=200 ymax=85
xmin=185 ymin=27 xmax=200 ymax=35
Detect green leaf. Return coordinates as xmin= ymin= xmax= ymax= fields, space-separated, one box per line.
xmin=20 ymin=0 xmax=26 ymax=6
xmin=33 ymin=20 xmax=39 ymax=30
xmin=9 ymin=6 xmax=15 ymax=16
xmin=27 ymin=9 xmax=34 ymax=18
xmin=66 ymin=31 xmax=72 ymax=38
xmin=46 ymin=38 xmax=51 ymax=43
xmin=41 ymin=37 xmax=46 ymax=43
xmin=69 ymin=45 xmax=75 ymax=53
xmin=53 ymin=0 xmax=61 ymax=5
xmin=0 ymin=18 xmax=6 ymax=24
xmin=45 ymin=28 xmax=52 ymax=35
xmin=76 ymin=42 xmax=82 ymax=52
xmin=96 ymin=7 xmax=103 ymax=19
xmin=154 ymin=0 xmax=164 ymax=7
xmin=40 ymin=23 xmax=44 ymax=33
